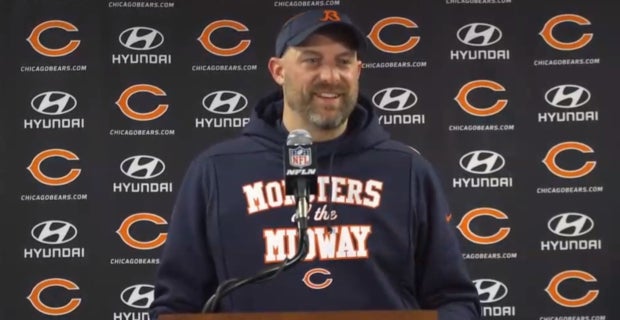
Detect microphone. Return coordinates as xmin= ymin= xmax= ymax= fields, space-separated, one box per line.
xmin=284 ymin=129 xmax=318 ymax=230
xmin=201 ymin=130 xmax=315 ymax=313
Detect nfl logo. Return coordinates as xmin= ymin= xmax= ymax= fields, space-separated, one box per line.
xmin=289 ymin=146 xmax=312 ymax=168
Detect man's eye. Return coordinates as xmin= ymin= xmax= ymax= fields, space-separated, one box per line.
xmin=339 ymin=59 xmax=352 ymax=65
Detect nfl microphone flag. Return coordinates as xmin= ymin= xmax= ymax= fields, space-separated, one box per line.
xmin=284 ymin=129 xmax=318 ymax=196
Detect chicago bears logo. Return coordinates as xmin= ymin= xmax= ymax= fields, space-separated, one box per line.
xmin=302 ymin=268 xmax=333 ymax=289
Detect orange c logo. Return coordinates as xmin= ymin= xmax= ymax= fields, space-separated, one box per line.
xmin=27 ymin=149 xmax=81 ymax=186
xmin=540 ymin=14 xmax=593 ymax=51
xmin=367 ymin=17 xmax=420 ymax=54
xmin=542 ymin=142 xmax=596 ymax=179
xmin=26 ymin=20 xmax=80 ymax=57
xmin=116 ymin=213 xmax=168 ymax=250
xmin=457 ymin=207 xmax=510 ymax=245
xmin=115 ymin=84 xmax=169 ymax=121
xmin=303 ymin=268 xmax=333 ymax=290
xmin=27 ymin=278 xmax=81 ymax=315
xmin=455 ymin=80 xmax=507 ymax=117
xmin=198 ymin=20 xmax=251 ymax=56
xmin=545 ymin=270 xmax=598 ymax=307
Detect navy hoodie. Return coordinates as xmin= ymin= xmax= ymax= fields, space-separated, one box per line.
xmin=150 ymin=90 xmax=481 ymax=320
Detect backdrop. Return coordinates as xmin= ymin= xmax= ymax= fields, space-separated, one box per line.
xmin=2 ymin=0 xmax=617 ymax=319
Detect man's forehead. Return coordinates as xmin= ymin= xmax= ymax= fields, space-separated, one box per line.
xmin=285 ymin=47 xmax=357 ymax=60
xmin=295 ymin=47 xmax=357 ymax=57
xmin=292 ymin=33 xmax=358 ymax=54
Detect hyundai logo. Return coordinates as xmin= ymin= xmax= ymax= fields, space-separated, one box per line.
xmin=31 ymin=220 xmax=78 ymax=245
xmin=473 ymin=279 xmax=508 ymax=303
xmin=120 ymin=155 xmax=165 ymax=180
xmin=372 ymin=87 xmax=418 ymax=111
xmin=120 ymin=284 xmax=154 ymax=309
xmin=459 ymin=150 xmax=505 ymax=174
xmin=548 ymin=213 xmax=594 ymax=237
xmin=31 ymin=91 xmax=77 ymax=116
xmin=202 ymin=90 xmax=248 ymax=115
xmin=457 ymin=23 xmax=502 ymax=47
xmin=544 ymin=84 xmax=591 ymax=109
xmin=119 ymin=27 xmax=164 ymax=51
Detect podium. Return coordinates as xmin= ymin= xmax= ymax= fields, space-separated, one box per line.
xmin=161 ymin=310 xmax=437 ymax=320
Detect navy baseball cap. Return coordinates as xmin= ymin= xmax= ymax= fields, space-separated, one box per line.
xmin=275 ymin=9 xmax=367 ymax=57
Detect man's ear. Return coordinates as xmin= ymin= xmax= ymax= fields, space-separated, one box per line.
xmin=268 ymin=57 xmax=285 ymax=85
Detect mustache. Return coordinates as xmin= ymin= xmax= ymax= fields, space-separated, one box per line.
xmin=311 ymin=82 xmax=348 ymax=93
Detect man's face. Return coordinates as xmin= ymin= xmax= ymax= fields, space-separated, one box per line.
xmin=275 ymin=32 xmax=362 ymax=130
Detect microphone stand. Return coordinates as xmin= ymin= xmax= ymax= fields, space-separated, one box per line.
xmin=201 ymin=192 xmax=310 ymax=313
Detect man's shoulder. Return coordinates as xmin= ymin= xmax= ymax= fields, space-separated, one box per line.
xmin=375 ymin=139 xmax=423 ymax=157
xmin=373 ymin=139 xmax=436 ymax=171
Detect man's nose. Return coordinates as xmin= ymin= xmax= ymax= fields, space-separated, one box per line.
xmin=318 ymin=65 xmax=340 ymax=84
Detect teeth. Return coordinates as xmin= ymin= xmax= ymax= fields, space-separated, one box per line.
xmin=317 ymin=93 xmax=338 ymax=98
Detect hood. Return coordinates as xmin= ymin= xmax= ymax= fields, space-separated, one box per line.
xmin=241 ymin=90 xmax=390 ymax=159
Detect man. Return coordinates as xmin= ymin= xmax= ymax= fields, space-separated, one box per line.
xmin=150 ymin=9 xmax=481 ymax=320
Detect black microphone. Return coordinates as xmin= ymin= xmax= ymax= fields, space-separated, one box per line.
xmin=201 ymin=130 xmax=315 ymax=313
xmin=284 ymin=129 xmax=318 ymax=230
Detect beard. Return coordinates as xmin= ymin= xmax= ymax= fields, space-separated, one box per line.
xmin=284 ymin=80 xmax=358 ymax=130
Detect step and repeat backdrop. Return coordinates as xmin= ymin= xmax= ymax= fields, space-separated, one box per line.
xmin=2 ymin=0 xmax=617 ymax=319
